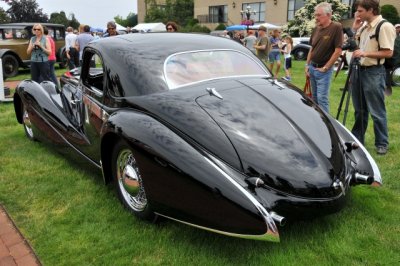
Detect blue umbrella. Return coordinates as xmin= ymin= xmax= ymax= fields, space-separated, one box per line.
xmin=226 ymin=25 xmax=247 ymax=31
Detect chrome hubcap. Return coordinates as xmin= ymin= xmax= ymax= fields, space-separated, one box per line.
xmin=116 ymin=149 xmax=147 ymax=212
xmin=23 ymin=109 xmax=34 ymax=138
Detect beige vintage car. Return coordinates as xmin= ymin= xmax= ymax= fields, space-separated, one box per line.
xmin=0 ymin=23 xmax=66 ymax=79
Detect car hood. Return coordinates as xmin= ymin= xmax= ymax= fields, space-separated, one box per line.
xmin=127 ymin=78 xmax=345 ymax=198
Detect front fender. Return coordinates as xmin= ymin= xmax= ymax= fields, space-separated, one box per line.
xmin=102 ymin=110 xmax=280 ymax=241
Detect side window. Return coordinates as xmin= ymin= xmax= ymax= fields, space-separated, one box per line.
xmin=83 ymin=53 xmax=104 ymax=93
xmin=55 ymin=28 xmax=64 ymax=40
xmin=5 ymin=29 xmax=13 ymax=39
xmin=15 ymin=29 xmax=28 ymax=39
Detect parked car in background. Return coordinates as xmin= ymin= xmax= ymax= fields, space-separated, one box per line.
xmin=0 ymin=23 xmax=67 ymax=79
xmin=291 ymin=37 xmax=310 ymax=60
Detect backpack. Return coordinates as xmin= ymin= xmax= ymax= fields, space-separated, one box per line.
xmin=362 ymin=19 xmax=396 ymax=69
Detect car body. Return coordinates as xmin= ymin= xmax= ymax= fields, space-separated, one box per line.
xmin=291 ymin=37 xmax=310 ymax=60
xmin=0 ymin=23 xmax=66 ymax=78
xmin=13 ymin=33 xmax=382 ymax=242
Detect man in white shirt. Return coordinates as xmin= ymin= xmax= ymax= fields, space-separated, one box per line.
xmin=65 ymin=26 xmax=78 ymax=69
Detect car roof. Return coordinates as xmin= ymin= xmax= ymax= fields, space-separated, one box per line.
xmin=86 ymin=33 xmax=259 ymax=97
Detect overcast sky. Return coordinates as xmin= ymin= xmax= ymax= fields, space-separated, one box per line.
xmin=1 ymin=0 xmax=138 ymax=27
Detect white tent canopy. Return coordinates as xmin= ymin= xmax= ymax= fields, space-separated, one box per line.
xmin=115 ymin=22 xmax=126 ymax=31
xmin=133 ymin=23 xmax=166 ymax=32
xmin=251 ymin=23 xmax=282 ymax=30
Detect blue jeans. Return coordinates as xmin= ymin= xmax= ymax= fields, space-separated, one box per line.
xmin=351 ymin=65 xmax=388 ymax=147
xmin=48 ymin=60 xmax=59 ymax=88
xmin=30 ymin=61 xmax=50 ymax=83
xmin=309 ymin=65 xmax=333 ymax=113
xmin=268 ymin=50 xmax=281 ymax=62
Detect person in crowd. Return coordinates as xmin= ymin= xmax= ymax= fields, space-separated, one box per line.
xmin=103 ymin=21 xmax=119 ymax=37
xmin=222 ymin=30 xmax=231 ymax=39
xmin=75 ymin=25 xmax=94 ymax=65
xmin=305 ymin=2 xmax=343 ymax=113
xmin=126 ymin=27 xmax=132 ymax=33
xmin=26 ymin=23 xmax=51 ymax=83
xmin=43 ymin=26 xmax=58 ymax=88
xmin=233 ymin=31 xmax=243 ymax=44
xmin=282 ymin=35 xmax=293 ymax=81
xmin=269 ymin=29 xmax=282 ymax=78
xmin=253 ymin=25 xmax=270 ymax=63
xmin=350 ymin=0 xmax=396 ymax=155
xmin=395 ymin=24 xmax=400 ymax=36
xmin=65 ymin=26 xmax=79 ymax=70
xmin=243 ymin=30 xmax=257 ymax=54
xmin=166 ymin=21 xmax=179 ymax=32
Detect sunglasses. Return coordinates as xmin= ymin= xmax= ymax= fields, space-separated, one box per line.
xmin=108 ymin=27 xmax=115 ymax=30
xmin=167 ymin=27 xmax=174 ymax=31
xmin=33 ymin=28 xmax=41 ymax=31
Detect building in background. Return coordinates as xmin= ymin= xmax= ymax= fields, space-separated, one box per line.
xmin=138 ymin=0 xmax=400 ymax=30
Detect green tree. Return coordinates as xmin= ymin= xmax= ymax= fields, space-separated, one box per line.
xmin=381 ymin=5 xmax=400 ymax=25
xmin=0 ymin=7 xmax=10 ymax=23
xmin=144 ymin=0 xmax=194 ymax=27
xmin=114 ymin=12 xmax=138 ymax=27
xmin=49 ymin=11 xmax=69 ymax=26
xmin=49 ymin=11 xmax=80 ymax=29
xmin=67 ymin=13 xmax=80 ymax=29
xmin=144 ymin=0 xmax=167 ymax=23
xmin=6 ymin=0 xmax=48 ymax=22
xmin=283 ymin=0 xmax=350 ymax=37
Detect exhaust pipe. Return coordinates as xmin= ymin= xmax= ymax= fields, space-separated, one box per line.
xmin=270 ymin=212 xmax=286 ymax=226
xmin=353 ymin=173 xmax=374 ymax=185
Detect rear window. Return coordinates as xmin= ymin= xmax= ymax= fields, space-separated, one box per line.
xmin=164 ymin=50 xmax=269 ymax=89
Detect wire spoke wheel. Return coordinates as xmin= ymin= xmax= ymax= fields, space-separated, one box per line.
xmin=116 ymin=149 xmax=148 ymax=212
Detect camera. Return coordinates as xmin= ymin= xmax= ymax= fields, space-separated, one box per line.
xmin=342 ymin=27 xmax=358 ymax=51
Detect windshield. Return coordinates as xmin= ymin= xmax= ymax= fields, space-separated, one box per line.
xmin=164 ymin=50 xmax=269 ymax=89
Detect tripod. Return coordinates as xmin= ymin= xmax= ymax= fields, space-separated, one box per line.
xmin=336 ymin=57 xmax=364 ymax=129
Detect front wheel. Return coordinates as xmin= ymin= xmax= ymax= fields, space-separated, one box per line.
xmin=111 ymin=140 xmax=156 ymax=221
xmin=2 ymin=54 xmax=19 ymax=78
xmin=22 ymin=104 xmax=36 ymax=141
xmin=391 ymin=65 xmax=400 ymax=87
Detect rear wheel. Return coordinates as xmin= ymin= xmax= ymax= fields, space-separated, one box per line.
xmin=111 ymin=140 xmax=156 ymax=221
xmin=293 ymin=48 xmax=308 ymax=60
xmin=2 ymin=54 xmax=19 ymax=78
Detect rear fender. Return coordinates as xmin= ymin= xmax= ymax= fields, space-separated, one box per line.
xmin=329 ymin=117 xmax=382 ymax=185
xmin=102 ymin=110 xmax=280 ymax=241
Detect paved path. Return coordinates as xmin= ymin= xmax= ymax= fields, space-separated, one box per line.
xmin=1 ymin=81 xmax=41 ymax=265
xmin=0 ymin=206 xmax=41 ymax=266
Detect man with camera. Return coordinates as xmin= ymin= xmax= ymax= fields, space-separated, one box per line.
xmin=351 ymin=0 xmax=396 ymax=155
xmin=305 ymin=2 xmax=343 ymax=114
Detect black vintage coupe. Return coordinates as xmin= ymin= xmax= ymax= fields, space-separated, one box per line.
xmin=13 ymin=33 xmax=381 ymax=242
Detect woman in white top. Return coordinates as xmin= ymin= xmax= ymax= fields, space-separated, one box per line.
xmin=281 ymin=36 xmax=293 ymax=81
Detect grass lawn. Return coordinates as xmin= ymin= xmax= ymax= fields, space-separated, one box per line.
xmin=0 ymin=60 xmax=399 ymax=265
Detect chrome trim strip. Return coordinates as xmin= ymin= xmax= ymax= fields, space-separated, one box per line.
xmin=336 ymin=121 xmax=382 ymax=184
xmin=203 ymin=157 xmax=280 ymax=242
xmin=156 ymin=213 xmax=279 ymax=242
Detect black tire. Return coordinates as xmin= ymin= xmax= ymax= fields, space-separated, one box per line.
xmin=2 ymin=54 xmax=19 ymax=78
xmin=111 ymin=139 xmax=157 ymax=222
xmin=22 ymin=104 xmax=36 ymax=141
xmin=293 ymin=48 xmax=308 ymax=60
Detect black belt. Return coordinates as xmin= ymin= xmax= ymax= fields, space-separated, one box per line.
xmin=360 ymin=65 xmax=381 ymax=70
xmin=310 ymin=61 xmax=326 ymax=68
